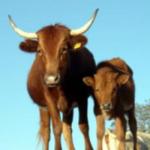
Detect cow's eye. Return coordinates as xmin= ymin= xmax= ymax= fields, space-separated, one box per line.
xmin=61 ymin=46 xmax=68 ymax=54
xmin=62 ymin=49 xmax=67 ymax=55
xmin=37 ymin=48 xmax=42 ymax=55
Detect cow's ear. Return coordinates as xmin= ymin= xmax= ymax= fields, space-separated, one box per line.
xmin=19 ymin=39 xmax=38 ymax=53
xmin=69 ymin=35 xmax=87 ymax=50
xmin=117 ymin=74 xmax=130 ymax=85
xmin=83 ymin=76 xmax=94 ymax=87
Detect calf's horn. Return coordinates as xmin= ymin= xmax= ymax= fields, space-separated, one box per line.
xmin=8 ymin=15 xmax=37 ymax=39
xmin=70 ymin=8 xmax=99 ymax=36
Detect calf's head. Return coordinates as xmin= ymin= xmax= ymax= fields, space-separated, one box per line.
xmin=9 ymin=9 xmax=98 ymax=87
xmin=83 ymin=66 xmax=130 ymax=116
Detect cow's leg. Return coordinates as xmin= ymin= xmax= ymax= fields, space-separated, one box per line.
xmin=52 ymin=113 xmax=62 ymax=150
xmin=115 ymin=115 xmax=126 ymax=150
xmin=62 ymin=110 xmax=75 ymax=150
xmin=44 ymin=89 xmax=62 ymax=150
xmin=39 ymin=107 xmax=50 ymax=150
xmin=127 ymin=108 xmax=137 ymax=150
xmin=94 ymin=102 xmax=104 ymax=150
xmin=78 ymin=100 xmax=93 ymax=150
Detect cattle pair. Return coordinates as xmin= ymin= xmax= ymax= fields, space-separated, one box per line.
xmin=9 ymin=9 xmax=137 ymax=150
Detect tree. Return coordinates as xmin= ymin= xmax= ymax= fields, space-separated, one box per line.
xmin=135 ymin=99 xmax=150 ymax=133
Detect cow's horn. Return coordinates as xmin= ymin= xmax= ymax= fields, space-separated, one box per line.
xmin=70 ymin=8 xmax=99 ymax=36
xmin=8 ymin=15 xmax=37 ymax=39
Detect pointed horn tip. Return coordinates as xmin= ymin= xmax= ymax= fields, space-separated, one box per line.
xmin=8 ymin=15 xmax=15 ymax=26
xmin=8 ymin=15 xmax=37 ymax=39
xmin=95 ymin=8 xmax=99 ymax=14
xmin=94 ymin=8 xmax=99 ymax=17
xmin=8 ymin=15 xmax=12 ymax=21
xmin=70 ymin=8 xmax=99 ymax=36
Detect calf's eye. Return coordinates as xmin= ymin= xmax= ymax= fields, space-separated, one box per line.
xmin=95 ymin=88 xmax=100 ymax=92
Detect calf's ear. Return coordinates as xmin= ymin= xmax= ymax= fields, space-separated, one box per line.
xmin=69 ymin=35 xmax=87 ymax=50
xmin=117 ymin=74 xmax=130 ymax=85
xmin=19 ymin=39 xmax=38 ymax=53
xmin=83 ymin=76 xmax=94 ymax=87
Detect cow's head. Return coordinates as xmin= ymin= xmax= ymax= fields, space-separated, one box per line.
xmin=83 ymin=62 xmax=130 ymax=118
xmin=9 ymin=9 xmax=98 ymax=87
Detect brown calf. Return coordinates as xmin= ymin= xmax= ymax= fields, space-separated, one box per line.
xmin=9 ymin=9 xmax=98 ymax=150
xmin=83 ymin=58 xmax=137 ymax=150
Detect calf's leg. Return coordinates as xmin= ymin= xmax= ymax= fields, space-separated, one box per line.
xmin=115 ymin=116 xmax=126 ymax=150
xmin=96 ymin=114 xmax=105 ymax=150
xmin=93 ymin=102 xmax=104 ymax=150
xmin=127 ymin=108 xmax=137 ymax=150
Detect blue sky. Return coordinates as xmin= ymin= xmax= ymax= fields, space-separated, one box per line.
xmin=0 ymin=0 xmax=150 ymax=150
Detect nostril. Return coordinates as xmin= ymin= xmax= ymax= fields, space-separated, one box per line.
xmin=54 ymin=74 xmax=60 ymax=83
xmin=108 ymin=103 xmax=112 ymax=108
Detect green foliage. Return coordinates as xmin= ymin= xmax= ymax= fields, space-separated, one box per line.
xmin=135 ymin=99 xmax=150 ymax=133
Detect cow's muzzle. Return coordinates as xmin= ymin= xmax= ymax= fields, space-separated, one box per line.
xmin=44 ymin=74 xmax=60 ymax=87
xmin=100 ymin=103 xmax=113 ymax=112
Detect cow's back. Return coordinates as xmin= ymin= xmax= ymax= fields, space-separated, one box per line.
xmin=109 ymin=58 xmax=135 ymax=112
xmin=108 ymin=58 xmax=133 ymax=75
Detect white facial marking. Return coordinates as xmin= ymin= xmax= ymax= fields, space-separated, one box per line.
xmin=47 ymin=76 xmax=56 ymax=82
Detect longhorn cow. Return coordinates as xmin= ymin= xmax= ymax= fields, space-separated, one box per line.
xmin=9 ymin=9 xmax=98 ymax=150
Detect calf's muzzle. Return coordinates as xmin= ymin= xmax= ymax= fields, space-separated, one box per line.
xmin=100 ymin=103 xmax=113 ymax=112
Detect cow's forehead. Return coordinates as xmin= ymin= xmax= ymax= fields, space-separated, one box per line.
xmin=37 ymin=25 xmax=69 ymax=37
xmin=37 ymin=25 xmax=69 ymax=42
xmin=37 ymin=25 xmax=70 ymax=51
